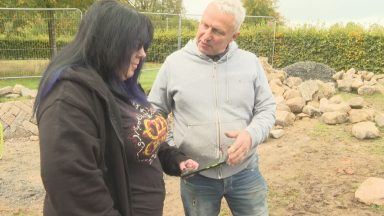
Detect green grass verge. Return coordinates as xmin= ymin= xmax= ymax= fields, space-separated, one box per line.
xmin=0 ymin=77 xmax=41 ymax=89
xmin=0 ymin=62 xmax=160 ymax=99
xmin=0 ymin=69 xmax=159 ymax=92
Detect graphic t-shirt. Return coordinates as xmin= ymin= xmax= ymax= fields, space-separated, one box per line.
xmin=115 ymin=97 xmax=168 ymax=216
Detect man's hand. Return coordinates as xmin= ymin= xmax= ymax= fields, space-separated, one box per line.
xmin=179 ymin=159 xmax=199 ymax=172
xmin=225 ymin=130 xmax=252 ymax=166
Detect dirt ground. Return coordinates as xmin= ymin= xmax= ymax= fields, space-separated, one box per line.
xmin=0 ymin=117 xmax=383 ymax=216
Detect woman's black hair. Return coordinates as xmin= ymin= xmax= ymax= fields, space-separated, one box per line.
xmin=34 ymin=0 xmax=153 ymax=113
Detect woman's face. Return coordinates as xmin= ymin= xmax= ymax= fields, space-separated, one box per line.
xmin=123 ymin=46 xmax=146 ymax=80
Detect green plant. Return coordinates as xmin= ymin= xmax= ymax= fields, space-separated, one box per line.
xmin=370 ymin=204 xmax=384 ymax=213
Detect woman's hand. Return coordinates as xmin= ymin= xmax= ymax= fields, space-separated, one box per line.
xmin=179 ymin=159 xmax=199 ymax=172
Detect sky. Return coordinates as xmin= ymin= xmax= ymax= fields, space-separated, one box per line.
xmin=183 ymin=0 xmax=384 ymax=27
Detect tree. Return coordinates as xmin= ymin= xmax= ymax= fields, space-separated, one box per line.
xmin=0 ymin=0 xmax=93 ymax=58
xmin=242 ymin=0 xmax=283 ymax=25
xmin=0 ymin=0 xmax=94 ymax=11
xmin=122 ymin=0 xmax=184 ymax=14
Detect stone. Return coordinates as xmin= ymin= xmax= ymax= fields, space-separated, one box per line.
xmin=351 ymin=79 xmax=364 ymax=90
xmin=285 ymin=76 xmax=302 ymax=88
xmin=286 ymin=97 xmax=306 ymax=113
xmin=298 ymin=80 xmax=319 ymax=102
xmin=332 ymin=70 xmax=344 ymax=81
xmin=343 ymin=68 xmax=357 ymax=79
xmin=302 ymin=105 xmax=321 ymax=117
xmin=358 ymin=85 xmax=377 ymax=95
xmin=275 ymin=110 xmax=295 ymax=127
xmin=12 ymin=84 xmax=25 ymax=95
xmin=348 ymin=109 xmax=374 ymax=123
xmin=276 ymin=103 xmax=291 ymax=112
xmin=270 ymin=129 xmax=285 ymax=139
xmin=337 ymin=79 xmax=352 ymax=92
xmin=322 ymin=112 xmax=348 ymax=125
xmin=283 ymin=89 xmax=301 ymax=100
xmin=329 ymin=95 xmax=343 ymax=104
xmin=355 ymin=177 xmax=384 ymax=205
xmin=352 ymin=121 xmax=380 ymax=139
xmin=316 ymin=81 xmax=336 ymax=99
xmin=348 ymin=97 xmax=364 ymax=109
xmin=0 ymin=86 xmax=13 ymax=96
xmin=319 ymin=99 xmax=351 ymax=113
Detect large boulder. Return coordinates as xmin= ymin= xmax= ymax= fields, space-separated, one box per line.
xmin=282 ymin=61 xmax=336 ymax=82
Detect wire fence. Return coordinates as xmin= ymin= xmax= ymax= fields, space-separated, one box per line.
xmin=0 ymin=8 xmax=276 ymax=79
xmin=0 ymin=8 xmax=82 ymax=79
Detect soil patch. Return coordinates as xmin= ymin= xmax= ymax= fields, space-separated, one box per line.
xmin=0 ymin=118 xmax=383 ymax=215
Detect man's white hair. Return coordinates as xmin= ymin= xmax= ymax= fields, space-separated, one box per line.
xmin=210 ymin=0 xmax=246 ymax=32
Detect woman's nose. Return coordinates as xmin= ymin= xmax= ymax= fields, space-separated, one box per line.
xmin=138 ymin=47 xmax=146 ymax=58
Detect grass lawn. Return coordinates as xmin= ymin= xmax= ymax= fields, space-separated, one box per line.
xmin=0 ymin=78 xmax=41 ymax=90
xmin=140 ymin=67 xmax=159 ymax=93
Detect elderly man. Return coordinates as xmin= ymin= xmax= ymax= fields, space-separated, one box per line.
xmin=149 ymin=0 xmax=276 ymax=215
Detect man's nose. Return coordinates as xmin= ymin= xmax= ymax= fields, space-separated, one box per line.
xmin=201 ymin=30 xmax=212 ymax=42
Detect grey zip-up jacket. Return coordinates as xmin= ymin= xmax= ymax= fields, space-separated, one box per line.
xmin=148 ymin=39 xmax=276 ymax=179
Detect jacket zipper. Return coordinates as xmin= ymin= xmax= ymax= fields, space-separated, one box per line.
xmin=213 ymin=62 xmax=223 ymax=179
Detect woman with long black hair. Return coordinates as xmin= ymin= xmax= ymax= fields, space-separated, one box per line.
xmin=34 ymin=1 xmax=198 ymax=215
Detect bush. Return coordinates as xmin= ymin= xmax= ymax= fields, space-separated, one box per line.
xmin=1 ymin=24 xmax=383 ymax=74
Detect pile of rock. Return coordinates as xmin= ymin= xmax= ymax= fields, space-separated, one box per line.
xmin=0 ymin=99 xmax=38 ymax=139
xmin=283 ymin=61 xmax=336 ymax=82
xmin=333 ymin=68 xmax=384 ymax=95
xmin=260 ymin=57 xmax=383 ymax=140
xmin=0 ymin=84 xmax=37 ymax=99
xmin=0 ymin=85 xmax=38 ymax=139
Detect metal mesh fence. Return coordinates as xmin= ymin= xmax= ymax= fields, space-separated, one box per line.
xmin=0 ymin=8 xmax=82 ymax=79
xmin=0 ymin=9 xmax=275 ymax=79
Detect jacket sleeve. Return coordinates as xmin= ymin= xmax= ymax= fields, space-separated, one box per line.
xmin=245 ymin=57 xmax=276 ymax=147
xmin=157 ymin=143 xmax=189 ymax=176
xmin=148 ymin=60 xmax=176 ymax=147
xmin=37 ymin=84 xmax=121 ymax=215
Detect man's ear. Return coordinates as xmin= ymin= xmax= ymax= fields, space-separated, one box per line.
xmin=232 ymin=31 xmax=240 ymax=41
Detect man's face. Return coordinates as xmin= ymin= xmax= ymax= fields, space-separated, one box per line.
xmin=196 ymin=3 xmax=239 ymax=56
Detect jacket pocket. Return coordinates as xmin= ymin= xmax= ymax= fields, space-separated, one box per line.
xmin=177 ymin=122 xmax=218 ymax=163
xmin=219 ymin=119 xmax=248 ymax=157
xmin=175 ymin=119 xmax=248 ymax=166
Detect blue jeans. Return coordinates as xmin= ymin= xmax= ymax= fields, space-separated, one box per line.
xmin=180 ymin=167 xmax=268 ymax=216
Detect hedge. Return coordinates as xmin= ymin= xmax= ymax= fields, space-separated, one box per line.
xmin=1 ymin=25 xmax=383 ymax=74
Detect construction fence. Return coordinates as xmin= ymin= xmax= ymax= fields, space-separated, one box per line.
xmin=0 ymin=8 xmax=276 ymax=79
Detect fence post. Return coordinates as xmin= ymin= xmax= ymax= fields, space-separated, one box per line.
xmin=47 ymin=10 xmax=57 ymax=58
xmin=177 ymin=14 xmax=182 ymax=50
